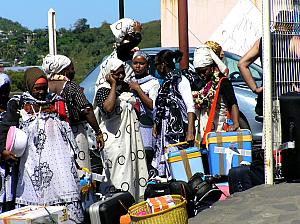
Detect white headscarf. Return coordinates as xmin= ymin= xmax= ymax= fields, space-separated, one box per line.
xmin=193 ymin=44 xmax=227 ymax=74
xmin=94 ymin=53 xmax=125 ymax=91
xmin=42 ymin=54 xmax=72 ymax=77
xmin=110 ymin=18 xmax=135 ymax=44
xmin=0 ymin=73 xmax=11 ymax=88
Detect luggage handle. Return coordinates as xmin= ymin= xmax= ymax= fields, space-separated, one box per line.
xmin=118 ymin=199 xmax=129 ymax=213
xmin=164 ymin=140 xmax=200 ymax=151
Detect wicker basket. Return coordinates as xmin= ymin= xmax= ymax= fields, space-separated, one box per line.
xmin=129 ymin=195 xmax=188 ymax=224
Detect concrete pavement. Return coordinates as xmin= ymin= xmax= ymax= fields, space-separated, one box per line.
xmin=189 ymin=182 xmax=300 ymax=224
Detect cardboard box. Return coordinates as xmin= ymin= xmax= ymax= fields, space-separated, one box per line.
xmin=0 ymin=205 xmax=69 ymax=224
xmin=206 ymin=129 xmax=252 ymax=176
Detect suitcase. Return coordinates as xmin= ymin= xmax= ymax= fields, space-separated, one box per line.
xmin=166 ymin=142 xmax=205 ymax=182
xmin=85 ymin=191 xmax=135 ymax=224
xmin=206 ymin=129 xmax=252 ymax=176
xmin=228 ymin=165 xmax=253 ymax=194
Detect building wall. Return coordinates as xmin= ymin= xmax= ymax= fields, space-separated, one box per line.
xmin=161 ymin=0 xmax=263 ymax=56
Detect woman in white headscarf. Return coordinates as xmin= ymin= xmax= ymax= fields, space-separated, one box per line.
xmin=94 ymin=18 xmax=143 ymax=101
xmin=42 ymin=54 xmax=104 ymax=178
xmin=94 ymin=57 xmax=148 ymax=201
xmin=192 ymin=44 xmax=239 ymax=143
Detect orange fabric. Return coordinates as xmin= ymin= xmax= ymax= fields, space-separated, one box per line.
xmin=120 ymin=214 xmax=131 ymax=224
xmin=202 ymin=77 xmax=229 ymax=145
xmin=34 ymin=77 xmax=47 ymax=85
xmin=147 ymin=196 xmax=173 ymax=213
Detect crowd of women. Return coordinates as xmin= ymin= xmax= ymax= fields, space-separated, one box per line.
xmin=0 ymin=18 xmax=240 ymax=223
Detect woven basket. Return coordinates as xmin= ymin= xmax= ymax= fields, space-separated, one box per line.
xmin=129 ymin=195 xmax=188 ymax=224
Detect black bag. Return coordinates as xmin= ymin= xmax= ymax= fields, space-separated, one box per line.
xmin=255 ymin=91 xmax=263 ymax=116
xmin=169 ymin=180 xmax=195 ymax=218
xmin=84 ymin=190 xmax=135 ymax=224
xmin=228 ymin=165 xmax=253 ymax=194
xmin=188 ymin=173 xmax=222 ymax=211
xmin=250 ymin=148 xmax=265 ymax=185
xmin=144 ymin=182 xmax=171 ymax=200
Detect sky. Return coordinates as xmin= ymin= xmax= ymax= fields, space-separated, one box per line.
xmin=0 ymin=0 xmax=161 ymax=30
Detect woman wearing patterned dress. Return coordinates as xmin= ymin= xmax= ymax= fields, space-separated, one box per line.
xmin=42 ymin=55 xmax=104 ymax=178
xmin=152 ymin=50 xmax=195 ymax=178
xmin=1 ymin=68 xmax=83 ymax=223
xmin=94 ymin=57 xmax=148 ymax=201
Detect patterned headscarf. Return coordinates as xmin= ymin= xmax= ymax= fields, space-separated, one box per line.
xmin=132 ymin=50 xmax=150 ymax=62
xmin=205 ymin=41 xmax=223 ymax=59
xmin=42 ymin=54 xmax=71 ymax=78
xmin=193 ymin=44 xmax=227 ymax=74
xmin=110 ymin=18 xmax=135 ymax=44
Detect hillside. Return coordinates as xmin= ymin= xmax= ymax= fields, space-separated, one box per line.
xmin=0 ymin=18 xmax=161 ymax=91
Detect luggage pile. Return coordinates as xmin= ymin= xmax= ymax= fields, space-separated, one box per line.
xmin=82 ymin=129 xmax=263 ymax=223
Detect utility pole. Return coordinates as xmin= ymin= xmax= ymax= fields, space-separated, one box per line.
xmin=48 ymin=8 xmax=57 ymax=55
xmin=178 ymin=0 xmax=189 ymax=70
xmin=119 ymin=0 xmax=125 ymax=19
xmin=262 ymin=0 xmax=273 ymax=185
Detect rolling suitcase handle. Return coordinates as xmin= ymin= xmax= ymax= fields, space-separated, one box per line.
xmin=164 ymin=140 xmax=200 ymax=151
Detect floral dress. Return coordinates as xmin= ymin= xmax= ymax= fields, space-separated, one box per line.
xmin=9 ymin=93 xmax=84 ymax=224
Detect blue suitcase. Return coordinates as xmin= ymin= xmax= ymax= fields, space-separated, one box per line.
xmin=206 ymin=129 xmax=252 ymax=176
xmin=166 ymin=142 xmax=205 ymax=182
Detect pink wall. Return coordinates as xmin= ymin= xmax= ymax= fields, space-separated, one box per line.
xmin=161 ymin=0 xmax=262 ymax=47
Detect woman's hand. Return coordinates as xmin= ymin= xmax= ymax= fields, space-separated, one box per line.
xmin=129 ymin=81 xmax=141 ymax=92
xmin=133 ymin=21 xmax=142 ymax=33
xmin=152 ymin=123 xmax=157 ymax=138
xmin=186 ymin=132 xmax=195 ymax=142
xmin=1 ymin=150 xmax=18 ymax=165
xmin=228 ymin=123 xmax=239 ymax=132
xmin=95 ymin=131 xmax=105 ymax=151
xmin=106 ymin=74 xmax=116 ymax=86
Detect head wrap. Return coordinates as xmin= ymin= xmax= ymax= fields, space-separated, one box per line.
xmin=205 ymin=41 xmax=223 ymax=59
xmin=24 ymin=67 xmax=47 ymax=92
xmin=35 ymin=77 xmax=48 ymax=85
xmin=132 ymin=50 xmax=150 ymax=62
xmin=0 ymin=74 xmax=11 ymax=88
xmin=193 ymin=44 xmax=227 ymax=73
xmin=110 ymin=18 xmax=135 ymax=44
xmin=42 ymin=54 xmax=71 ymax=77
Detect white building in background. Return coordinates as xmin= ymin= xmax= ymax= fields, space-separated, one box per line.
xmin=160 ymin=0 xmax=263 ymax=57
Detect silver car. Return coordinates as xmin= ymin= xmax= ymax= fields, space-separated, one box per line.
xmin=80 ymin=47 xmax=263 ymax=143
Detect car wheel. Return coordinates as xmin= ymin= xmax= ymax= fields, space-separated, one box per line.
xmin=239 ymin=116 xmax=250 ymax=130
